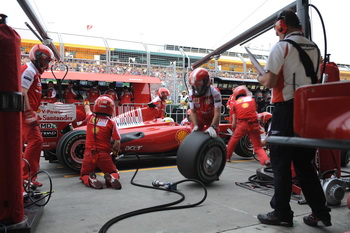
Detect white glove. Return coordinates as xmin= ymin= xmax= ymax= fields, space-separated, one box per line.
xmin=192 ymin=125 xmax=199 ymax=132
xmin=205 ymin=126 xmax=217 ymax=138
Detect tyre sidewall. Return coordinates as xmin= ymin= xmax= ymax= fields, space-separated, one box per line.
xmin=234 ymin=135 xmax=254 ymax=157
xmin=195 ymin=137 xmax=226 ymax=184
xmin=56 ymin=130 xmax=86 ymax=172
xmin=177 ymin=131 xmax=226 ymax=184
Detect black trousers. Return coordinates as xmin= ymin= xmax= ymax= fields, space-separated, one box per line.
xmin=268 ymin=103 xmax=331 ymax=219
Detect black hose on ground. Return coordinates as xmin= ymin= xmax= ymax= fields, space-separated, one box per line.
xmin=98 ymin=154 xmax=208 ymax=233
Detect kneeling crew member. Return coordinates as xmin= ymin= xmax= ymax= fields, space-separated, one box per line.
xmin=80 ymin=96 xmax=122 ymax=189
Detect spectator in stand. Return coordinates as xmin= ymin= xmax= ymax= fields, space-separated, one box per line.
xmin=104 ymin=82 xmax=118 ymax=105
xmin=22 ymin=44 xmax=54 ymax=188
xmin=149 ymin=87 xmax=170 ymax=119
xmin=119 ymin=86 xmax=134 ymax=106
xmin=43 ymin=81 xmax=57 ymax=103
xmin=64 ymin=81 xmax=78 ymax=104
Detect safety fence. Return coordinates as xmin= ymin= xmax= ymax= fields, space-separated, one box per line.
xmin=16 ymin=27 xmax=267 ymax=102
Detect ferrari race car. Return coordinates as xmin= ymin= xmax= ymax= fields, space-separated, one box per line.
xmin=40 ymin=104 xmax=191 ymax=172
xmin=39 ymin=101 xmax=273 ymax=175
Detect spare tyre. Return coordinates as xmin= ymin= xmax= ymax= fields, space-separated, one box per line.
xmin=177 ymin=131 xmax=226 ymax=184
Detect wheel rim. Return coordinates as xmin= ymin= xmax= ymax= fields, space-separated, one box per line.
xmin=241 ymin=135 xmax=253 ymax=155
xmin=70 ymin=139 xmax=85 ymax=164
xmin=200 ymin=146 xmax=223 ymax=176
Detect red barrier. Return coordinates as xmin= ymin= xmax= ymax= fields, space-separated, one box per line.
xmin=0 ymin=22 xmax=24 ymax=223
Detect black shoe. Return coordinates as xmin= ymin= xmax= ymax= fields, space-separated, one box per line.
xmin=303 ymin=214 xmax=332 ymax=227
xmin=258 ymin=211 xmax=293 ymax=227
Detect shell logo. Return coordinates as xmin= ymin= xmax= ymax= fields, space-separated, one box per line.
xmin=242 ymin=103 xmax=249 ymax=108
xmin=176 ymin=130 xmax=189 ymax=143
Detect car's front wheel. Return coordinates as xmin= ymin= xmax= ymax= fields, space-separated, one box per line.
xmin=56 ymin=130 xmax=86 ymax=172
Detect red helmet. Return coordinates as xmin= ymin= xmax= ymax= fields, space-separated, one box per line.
xmin=93 ymin=95 xmax=115 ymax=116
xmin=233 ymin=86 xmax=249 ymax=100
xmin=29 ymin=44 xmax=54 ymax=74
xmin=189 ymin=68 xmax=210 ymax=97
xmin=158 ymin=87 xmax=170 ymax=100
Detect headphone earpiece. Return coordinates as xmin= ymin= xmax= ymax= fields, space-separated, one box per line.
xmin=275 ymin=18 xmax=288 ymax=34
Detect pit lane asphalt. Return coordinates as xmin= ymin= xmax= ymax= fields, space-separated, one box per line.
xmin=32 ymin=154 xmax=350 ymax=233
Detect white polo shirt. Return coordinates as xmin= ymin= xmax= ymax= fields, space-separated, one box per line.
xmin=264 ymin=32 xmax=320 ymax=103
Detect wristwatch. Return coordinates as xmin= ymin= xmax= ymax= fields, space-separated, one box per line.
xmin=211 ymin=125 xmax=217 ymax=129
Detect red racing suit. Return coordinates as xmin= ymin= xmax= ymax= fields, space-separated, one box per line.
xmin=189 ymin=85 xmax=222 ymax=131
xmin=87 ymin=87 xmax=101 ymax=103
xmin=226 ymin=96 xmax=269 ymax=165
xmin=21 ymin=62 xmax=43 ymax=181
xmin=80 ymin=113 xmax=121 ymax=187
xmin=104 ymin=88 xmax=118 ymax=102
xmin=151 ymin=96 xmax=166 ymax=118
xmin=119 ymin=90 xmax=134 ymax=105
xmin=226 ymin=93 xmax=235 ymax=123
xmin=45 ymin=87 xmax=57 ymax=103
xmin=64 ymin=86 xmax=77 ymax=103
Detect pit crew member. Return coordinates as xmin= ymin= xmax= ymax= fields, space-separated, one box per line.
xmin=80 ymin=95 xmax=122 ymax=189
xmin=43 ymin=80 xmax=57 ymax=103
xmin=22 ymin=44 xmax=54 ymax=187
xmin=64 ymin=81 xmax=77 ymax=104
xmin=188 ymin=68 xmax=222 ymax=138
xmin=149 ymin=87 xmax=170 ymax=119
xmin=84 ymin=81 xmax=101 ymax=104
xmin=104 ymin=82 xmax=118 ymax=104
xmin=256 ymin=10 xmax=331 ymax=227
xmin=225 ymin=86 xmax=270 ymax=165
xmin=119 ymin=86 xmax=134 ymax=106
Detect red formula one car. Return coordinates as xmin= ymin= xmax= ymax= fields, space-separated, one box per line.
xmin=39 ymin=102 xmax=275 ymax=190
xmin=40 ymin=104 xmax=191 ymax=172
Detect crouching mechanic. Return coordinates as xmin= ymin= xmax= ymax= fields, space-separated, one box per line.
xmin=188 ymin=68 xmax=221 ymax=138
xmin=80 ymin=95 xmax=122 ymax=189
xmin=22 ymin=44 xmax=54 ymax=187
xmin=226 ymin=86 xmax=270 ymax=165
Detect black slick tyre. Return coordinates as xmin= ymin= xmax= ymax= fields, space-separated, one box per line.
xmin=176 ymin=131 xmax=226 ymax=185
xmin=234 ymin=135 xmax=254 ymax=157
xmin=56 ymin=130 xmax=86 ymax=172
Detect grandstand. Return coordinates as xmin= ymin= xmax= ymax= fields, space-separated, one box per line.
xmin=17 ymin=27 xmax=350 ymax=96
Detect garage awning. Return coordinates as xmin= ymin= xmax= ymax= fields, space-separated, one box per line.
xmin=41 ymin=71 xmax=161 ymax=84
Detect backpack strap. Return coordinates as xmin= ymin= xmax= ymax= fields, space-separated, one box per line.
xmin=283 ymin=39 xmax=318 ymax=84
